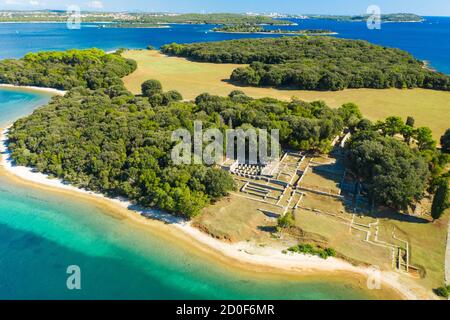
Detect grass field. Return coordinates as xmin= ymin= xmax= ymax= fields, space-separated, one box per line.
xmin=123 ymin=50 xmax=450 ymax=139
xmin=194 ymin=195 xmax=280 ymax=243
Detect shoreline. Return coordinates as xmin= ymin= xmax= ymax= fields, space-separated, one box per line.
xmin=0 ymin=126 xmax=432 ymax=300
xmin=0 ymin=84 xmax=66 ymax=96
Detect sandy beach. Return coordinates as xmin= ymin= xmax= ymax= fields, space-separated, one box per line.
xmin=0 ymin=84 xmax=66 ymax=96
xmin=0 ymin=123 xmax=435 ymax=300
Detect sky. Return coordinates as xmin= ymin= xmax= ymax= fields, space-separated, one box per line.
xmin=1 ymin=0 xmax=450 ymax=16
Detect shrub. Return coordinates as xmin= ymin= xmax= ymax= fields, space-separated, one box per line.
xmin=434 ymin=286 xmax=449 ymax=298
xmin=288 ymin=244 xmax=336 ymax=259
xmin=228 ymin=90 xmax=246 ymax=98
xmin=141 ymin=79 xmax=163 ymax=97
xmin=277 ymin=212 xmax=295 ymax=229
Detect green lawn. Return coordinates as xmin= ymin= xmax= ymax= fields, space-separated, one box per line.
xmin=123 ymin=50 xmax=450 ymax=140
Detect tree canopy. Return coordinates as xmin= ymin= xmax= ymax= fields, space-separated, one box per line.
xmin=0 ymin=49 xmax=137 ymax=90
xmin=347 ymin=130 xmax=430 ymax=210
xmin=161 ymin=37 xmax=450 ymax=91
xmin=8 ymin=81 xmax=347 ymax=217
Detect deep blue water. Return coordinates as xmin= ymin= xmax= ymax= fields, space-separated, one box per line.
xmin=0 ymin=16 xmax=449 ymax=73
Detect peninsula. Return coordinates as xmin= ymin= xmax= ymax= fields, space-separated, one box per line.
xmin=1 ymin=40 xmax=449 ymax=299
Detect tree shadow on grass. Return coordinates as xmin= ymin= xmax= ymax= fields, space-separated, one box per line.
xmin=257 ymin=225 xmax=277 ymax=233
xmin=352 ymin=205 xmax=431 ymax=224
xmin=258 ymin=209 xmax=280 ymax=219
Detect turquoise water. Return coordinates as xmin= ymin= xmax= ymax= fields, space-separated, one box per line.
xmin=0 ymin=89 xmax=384 ymax=299
xmin=0 ymin=88 xmax=52 ymax=128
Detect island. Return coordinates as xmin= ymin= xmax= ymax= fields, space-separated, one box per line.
xmin=305 ymin=13 xmax=425 ymax=22
xmin=1 ymin=43 xmax=449 ymax=299
xmin=161 ymin=37 xmax=450 ymax=91
xmin=212 ymin=25 xmax=336 ymax=35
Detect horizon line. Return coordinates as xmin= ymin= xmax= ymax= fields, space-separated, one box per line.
xmin=1 ymin=9 xmax=449 ymax=18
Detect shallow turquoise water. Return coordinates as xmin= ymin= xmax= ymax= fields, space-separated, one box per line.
xmin=0 ymin=88 xmax=383 ymax=299
xmin=0 ymin=88 xmax=52 ymax=128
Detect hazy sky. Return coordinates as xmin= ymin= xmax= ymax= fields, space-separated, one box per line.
xmin=1 ymin=0 xmax=450 ymax=16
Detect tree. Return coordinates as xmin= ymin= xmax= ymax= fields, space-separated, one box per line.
xmin=431 ymin=178 xmax=449 ymax=220
xmin=440 ymin=129 xmax=450 ymax=153
xmin=277 ymin=212 xmax=295 ymax=229
xmin=203 ymin=168 xmax=236 ymax=199
xmin=356 ymin=118 xmax=373 ymax=131
xmin=338 ymin=103 xmax=362 ymax=125
xmin=141 ymin=79 xmax=163 ymax=97
xmin=229 ymin=90 xmax=246 ymax=98
xmin=382 ymin=116 xmax=404 ymax=137
xmin=149 ymin=93 xmax=163 ymax=106
xmin=162 ymin=90 xmax=183 ymax=105
xmin=401 ymin=125 xmax=414 ymax=145
xmin=416 ymin=127 xmax=436 ymax=151
xmin=406 ymin=116 xmax=415 ymax=127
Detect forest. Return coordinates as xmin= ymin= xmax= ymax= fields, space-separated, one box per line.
xmin=3 ymin=48 xmax=448 ymax=219
xmin=346 ymin=115 xmax=449 ymax=215
xmin=212 ymin=25 xmax=334 ymax=35
xmin=0 ymin=49 xmax=137 ymax=90
xmin=7 ymin=78 xmax=350 ymax=217
xmin=161 ymin=37 xmax=450 ymax=91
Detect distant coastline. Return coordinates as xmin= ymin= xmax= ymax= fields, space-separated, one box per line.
xmin=212 ymin=30 xmax=338 ymax=36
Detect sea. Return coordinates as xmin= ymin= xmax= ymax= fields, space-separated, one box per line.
xmin=0 ymin=17 xmax=448 ymax=299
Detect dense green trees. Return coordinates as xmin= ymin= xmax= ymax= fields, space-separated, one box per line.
xmin=161 ymin=37 xmax=450 ymax=91
xmin=347 ymin=130 xmax=430 ymax=210
xmin=8 ymin=85 xmax=237 ymax=218
xmin=347 ymin=115 xmax=450 ymax=212
xmin=0 ymin=49 xmax=136 ymax=90
xmin=8 ymin=76 xmax=346 ymax=217
xmin=4 ymin=47 xmax=446 ymax=219
xmin=212 ymin=25 xmax=334 ymax=35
